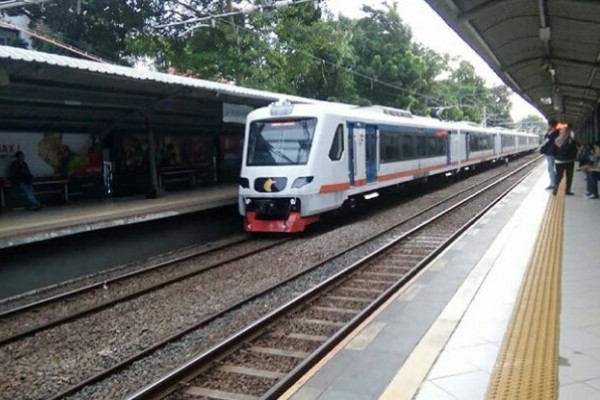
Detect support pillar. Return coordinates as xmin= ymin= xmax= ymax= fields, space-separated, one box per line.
xmin=145 ymin=115 xmax=164 ymax=199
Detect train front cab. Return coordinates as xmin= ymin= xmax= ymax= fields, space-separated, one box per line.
xmin=239 ymin=105 xmax=351 ymax=233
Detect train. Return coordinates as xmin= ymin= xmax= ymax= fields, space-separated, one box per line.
xmin=238 ymin=101 xmax=538 ymax=233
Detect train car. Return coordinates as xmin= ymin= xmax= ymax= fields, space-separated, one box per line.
xmin=238 ymin=101 xmax=537 ymax=233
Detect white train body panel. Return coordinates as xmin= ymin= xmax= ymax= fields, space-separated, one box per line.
xmin=239 ymin=103 xmax=537 ymax=232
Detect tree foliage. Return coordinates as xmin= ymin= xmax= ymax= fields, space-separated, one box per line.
xmin=5 ymin=0 xmax=516 ymax=124
xmin=339 ymin=5 xmax=446 ymax=114
xmin=6 ymin=0 xmax=165 ymax=63
xmin=517 ymin=114 xmax=547 ymax=136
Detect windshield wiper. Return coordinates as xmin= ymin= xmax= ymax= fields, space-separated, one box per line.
xmin=269 ymin=145 xmax=295 ymax=164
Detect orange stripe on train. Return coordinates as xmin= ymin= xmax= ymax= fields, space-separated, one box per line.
xmin=320 ymin=162 xmax=457 ymax=192
xmin=319 ymin=182 xmax=351 ymax=193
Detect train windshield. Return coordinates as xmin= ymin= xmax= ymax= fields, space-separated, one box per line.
xmin=247 ymin=118 xmax=317 ymax=166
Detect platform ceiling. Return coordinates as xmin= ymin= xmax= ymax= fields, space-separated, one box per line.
xmin=425 ymin=0 xmax=600 ymax=125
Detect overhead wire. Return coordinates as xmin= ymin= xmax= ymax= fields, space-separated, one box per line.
xmin=217 ymin=17 xmax=450 ymax=108
xmin=5 ymin=0 xmax=505 ymax=121
xmin=156 ymin=0 xmax=455 ymax=108
xmin=154 ymin=1 xmax=507 ymax=118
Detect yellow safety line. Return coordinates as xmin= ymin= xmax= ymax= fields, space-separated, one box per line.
xmin=486 ymin=184 xmax=564 ymax=400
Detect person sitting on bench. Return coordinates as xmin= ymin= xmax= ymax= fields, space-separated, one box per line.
xmin=9 ymin=151 xmax=42 ymax=211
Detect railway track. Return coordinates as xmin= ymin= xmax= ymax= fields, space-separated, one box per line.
xmin=123 ymin=158 xmax=540 ymax=399
xmin=0 ymin=156 xmax=541 ymax=400
xmin=0 ymin=235 xmax=289 ymax=346
xmin=0 ymin=155 xmax=538 ymax=348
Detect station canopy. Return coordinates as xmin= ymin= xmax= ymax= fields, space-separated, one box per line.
xmin=0 ymin=45 xmax=316 ymax=135
xmin=425 ymin=0 xmax=600 ymax=124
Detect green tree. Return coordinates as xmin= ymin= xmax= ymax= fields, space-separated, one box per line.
xmin=517 ymin=114 xmax=546 ymax=136
xmin=485 ymin=85 xmax=512 ymax=127
xmin=431 ymin=60 xmax=507 ymax=124
xmin=14 ymin=0 xmax=516 ymax=124
xmin=341 ymin=4 xmax=447 ymax=113
xmin=273 ymin=7 xmax=358 ymax=101
xmin=129 ymin=0 xmax=276 ymax=83
xmin=5 ymin=36 xmax=29 ymax=49
xmin=7 ymin=0 xmax=165 ymax=63
xmin=130 ymin=0 xmax=357 ymax=101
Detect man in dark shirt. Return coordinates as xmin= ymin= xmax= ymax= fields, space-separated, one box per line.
xmin=541 ymin=118 xmax=560 ymax=190
xmin=9 ymin=151 xmax=42 ymax=211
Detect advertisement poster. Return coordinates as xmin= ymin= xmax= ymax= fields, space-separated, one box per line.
xmin=119 ymin=135 xmax=149 ymax=172
xmin=118 ymin=134 xmax=213 ymax=173
xmin=0 ymin=132 xmax=102 ymax=178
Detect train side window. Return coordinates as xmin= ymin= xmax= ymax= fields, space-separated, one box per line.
xmin=426 ymin=136 xmax=444 ymax=157
xmin=380 ymin=130 xmax=401 ymax=163
xmin=328 ymin=124 xmax=344 ymax=161
xmin=470 ymin=132 xmax=494 ymax=151
xmin=401 ymin=135 xmax=414 ymax=159
xmin=416 ymin=135 xmax=426 ymax=157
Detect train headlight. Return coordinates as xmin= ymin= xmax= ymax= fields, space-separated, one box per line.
xmin=244 ymin=198 xmax=252 ymax=205
xmin=292 ymin=176 xmax=314 ymax=188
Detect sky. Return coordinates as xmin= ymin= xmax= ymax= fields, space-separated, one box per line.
xmin=324 ymin=0 xmax=543 ymax=122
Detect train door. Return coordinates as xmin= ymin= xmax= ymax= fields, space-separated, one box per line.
xmin=449 ymin=130 xmax=463 ymax=165
xmin=365 ymin=124 xmax=378 ymax=183
xmin=347 ymin=123 xmax=366 ymax=186
xmin=348 ymin=123 xmax=355 ymax=185
xmin=465 ymin=131 xmax=471 ymax=161
xmin=445 ymin=130 xmax=452 ymax=165
xmin=495 ymin=133 xmax=501 ymax=155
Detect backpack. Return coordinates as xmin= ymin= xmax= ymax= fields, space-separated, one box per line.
xmin=540 ymin=137 xmax=554 ymax=155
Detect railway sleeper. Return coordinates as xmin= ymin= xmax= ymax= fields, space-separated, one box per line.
xmin=312 ymin=306 xmax=361 ymax=315
xmin=352 ymin=278 xmax=393 ymax=286
xmin=327 ymin=294 xmax=373 ymax=303
xmin=269 ymin=331 xmax=329 ymax=342
xmin=362 ymin=271 xmax=404 ymax=279
xmin=184 ymin=386 xmax=259 ymax=400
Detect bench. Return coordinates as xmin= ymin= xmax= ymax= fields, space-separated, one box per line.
xmin=159 ymin=166 xmax=197 ymax=189
xmin=0 ymin=176 xmax=69 ymax=209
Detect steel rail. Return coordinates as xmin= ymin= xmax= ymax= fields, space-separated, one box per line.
xmin=125 ymin=160 xmax=538 ymax=400
xmin=0 ymin=236 xmax=251 ymax=319
xmin=1 ymin=155 xmax=538 ymax=347
xmin=34 ymin=155 xmax=539 ymax=400
xmin=0 ymin=236 xmax=289 ymax=346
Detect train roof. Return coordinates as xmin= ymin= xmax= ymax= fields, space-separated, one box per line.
xmin=252 ymin=101 xmax=456 ymax=130
xmin=250 ymin=101 xmax=535 ymax=136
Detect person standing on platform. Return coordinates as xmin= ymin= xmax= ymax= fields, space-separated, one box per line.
xmin=582 ymin=141 xmax=600 ymax=199
xmin=540 ymin=118 xmax=559 ymax=190
xmin=9 ymin=151 xmax=42 ymax=211
xmin=552 ymin=125 xmax=578 ymax=196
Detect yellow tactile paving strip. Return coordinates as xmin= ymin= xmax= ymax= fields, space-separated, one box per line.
xmin=486 ymin=185 xmax=564 ymax=400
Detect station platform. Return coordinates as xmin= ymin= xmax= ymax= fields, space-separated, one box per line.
xmin=0 ymin=185 xmax=237 ymax=249
xmin=283 ymin=164 xmax=600 ymax=400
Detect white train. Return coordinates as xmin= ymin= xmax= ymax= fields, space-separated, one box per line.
xmin=238 ymin=101 xmax=537 ymax=232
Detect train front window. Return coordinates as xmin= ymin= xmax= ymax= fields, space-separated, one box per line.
xmin=247 ymin=118 xmax=317 ymax=166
